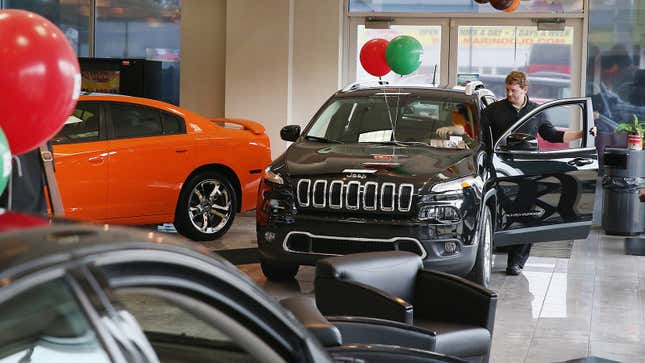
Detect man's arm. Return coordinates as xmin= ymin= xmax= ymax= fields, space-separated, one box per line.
xmin=563 ymin=127 xmax=597 ymax=142
xmin=536 ymin=115 xmax=565 ymax=143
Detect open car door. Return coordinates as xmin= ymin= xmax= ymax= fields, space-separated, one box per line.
xmin=491 ymin=97 xmax=598 ymax=247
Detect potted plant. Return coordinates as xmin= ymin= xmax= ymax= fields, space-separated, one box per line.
xmin=615 ymin=114 xmax=645 ymax=150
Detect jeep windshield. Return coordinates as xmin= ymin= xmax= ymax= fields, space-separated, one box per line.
xmin=305 ymin=93 xmax=479 ymax=149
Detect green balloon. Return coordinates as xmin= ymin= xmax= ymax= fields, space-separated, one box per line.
xmin=0 ymin=128 xmax=11 ymax=196
xmin=385 ymin=35 xmax=423 ymax=75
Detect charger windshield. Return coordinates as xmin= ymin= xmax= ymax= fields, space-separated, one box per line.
xmin=306 ymin=93 xmax=479 ymax=149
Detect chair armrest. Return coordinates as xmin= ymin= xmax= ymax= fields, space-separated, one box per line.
xmin=327 ymin=344 xmax=467 ymax=363
xmin=315 ymin=278 xmax=413 ymax=324
xmin=414 ymin=269 xmax=498 ymax=333
xmin=279 ymin=296 xmax=342 ymax=347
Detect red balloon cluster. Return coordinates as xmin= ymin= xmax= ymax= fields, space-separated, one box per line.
xmin=360 ymin=38 xmax=391 ymax=77
xmin=0 ymin=10 xmax=81 ymax=155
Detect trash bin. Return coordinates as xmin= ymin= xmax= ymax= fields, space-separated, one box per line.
xmin=601 ymin=148 xmax=645 ymax=236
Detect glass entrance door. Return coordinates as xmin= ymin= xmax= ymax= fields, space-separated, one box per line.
xmin=449 ymin=19 xmax=584 ymax=101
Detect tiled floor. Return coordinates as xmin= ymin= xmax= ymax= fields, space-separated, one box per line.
xmin=211 ymin=213 xmax=645 ymax=363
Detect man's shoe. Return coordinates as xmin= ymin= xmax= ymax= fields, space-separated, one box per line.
xmin=506 ymin=264 xmax=522 ymax=276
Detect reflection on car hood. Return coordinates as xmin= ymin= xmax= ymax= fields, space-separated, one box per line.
xmin=284 ymin=142 xmax=476 ymax=181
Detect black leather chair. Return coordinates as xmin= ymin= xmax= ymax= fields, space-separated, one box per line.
xmin=314 ymin=251 xmax=498 ymax=363
xmin=280 ymin=296 xmax=467 ymax=363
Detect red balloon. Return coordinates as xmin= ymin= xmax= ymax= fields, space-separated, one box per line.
xmin=360 ymin=38 xmax=391 ymax=77
xmin=0 ymin=10 xmax=81 ymax=155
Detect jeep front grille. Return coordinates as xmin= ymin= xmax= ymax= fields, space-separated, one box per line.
xmin=296 ymin=179 xmax=414 ymax=213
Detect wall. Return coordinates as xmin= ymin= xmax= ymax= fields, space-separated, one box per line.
xmin=180 ymin=0 xmax=226 ymax=118
xmin=225 ymin=0 xmax=343 ymax=157
xmin=225 ymin=0 xmax=291 ymax=157
xmin=292 ymin=0 xmax=344 ymax=127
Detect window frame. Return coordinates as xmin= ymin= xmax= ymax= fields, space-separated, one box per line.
xmin=105 ymin=101 xmax=186 ymax=141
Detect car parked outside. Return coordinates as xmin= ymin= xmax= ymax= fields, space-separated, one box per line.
xmin=53 ymin=94 xmax=272 ymax=241
xmin=257 ymin=82 xmax=598 ymax=287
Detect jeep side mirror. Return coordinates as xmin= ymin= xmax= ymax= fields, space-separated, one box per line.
xmin=504 ymin=133 xmax=538 ymax=151
xmin=280 ymin=125 xmax=301 ymax=142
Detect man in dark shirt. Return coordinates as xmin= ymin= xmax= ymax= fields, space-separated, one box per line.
xmin=481 ymin=71 xmax=595 ymax=276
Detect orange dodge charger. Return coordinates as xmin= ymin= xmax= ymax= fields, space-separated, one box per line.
xmin=53 ymin=94 xmax=271 ymax=240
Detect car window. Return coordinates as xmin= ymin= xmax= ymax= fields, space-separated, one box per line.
xmin=497 ymin=103 xmax=584 ymax=151
xmin=161 ymin=112 xmax=185 ymax=135
xmin=114 ymin=289 xmax=267 ymax=363
xmin=0 ymin=278 xmax=111 ymax=363
xmin=306 ymin=95 xmax=479 ymax=149
xmin=53 ymin=102 xmax=101 ymax=144
xmin=110 ymin=103 xmax=163 ymax=139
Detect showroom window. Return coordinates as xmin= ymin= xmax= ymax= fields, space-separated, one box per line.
xmin=1 ymin=0 xmax=181 ymax=106
xmin=2 ymin=0 xmax=92 ymax=56
xmin=356 ymin=24 xmax=443 ymax=85
xmin=110 ymin=103 xmax=163 ymax=139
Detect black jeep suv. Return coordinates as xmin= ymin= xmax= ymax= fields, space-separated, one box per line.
xmin=257 ymin=82 xmax=598 ymax=287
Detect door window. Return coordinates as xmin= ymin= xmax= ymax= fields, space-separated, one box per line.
xmin=110 ymin=103 xmax=163 ymax=139
xmin=496 ymin=102 xmax=587 ymax=152
xmin=161 ymin=112 xmax=185 ymax=135
xmin=0 ymin=279 xmax=111 ymax=363
xmin=114 ymin=288 xmax=279 ymax=363
xmin=54 ymin=102 xmax=101 ymax=144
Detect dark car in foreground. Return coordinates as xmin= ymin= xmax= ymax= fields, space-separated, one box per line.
xmin=0 ymin=212 xmax=464 ymax=363
xmin=257 ymin=82 xmax=598 ymax=287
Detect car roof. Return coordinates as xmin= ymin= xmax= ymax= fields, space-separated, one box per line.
xmin=335 ymin=84 xmax=479 ymax=103
xmin=0 ymin=213 xmax=225 ymax=281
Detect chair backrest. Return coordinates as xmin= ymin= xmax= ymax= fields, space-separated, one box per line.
xmin=316 ymin=251 xmax=423 ymax=304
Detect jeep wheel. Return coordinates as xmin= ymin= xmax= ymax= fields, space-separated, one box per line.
xmin=468 ymin=207 xmax=493 ymax=288
xmin=174 ymin=171 xmax=236 ymax=241
xmin=260 ymin=258 xmax=299 ymax=281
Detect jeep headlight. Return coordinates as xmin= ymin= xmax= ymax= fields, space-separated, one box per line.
xmin=418 ymin=205 xmax=461 ymax=223
xmin=264 ymin=168 xmax=284 ymax=185
xmin=431 ymin=176 xmax=482 ymax=193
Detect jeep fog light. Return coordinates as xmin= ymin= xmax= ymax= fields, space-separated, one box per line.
xmin=264 ymin=231 xmax=276 ymax=242
xmin=444 ymin=241 xmax=458 ymax=254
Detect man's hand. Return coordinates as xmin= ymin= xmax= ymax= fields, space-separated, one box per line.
xmin=436 ymin=125 xmax=466 ymax=139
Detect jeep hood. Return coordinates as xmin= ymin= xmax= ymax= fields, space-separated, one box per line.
xmin=282 ymin=142 xmax=476 ymax=182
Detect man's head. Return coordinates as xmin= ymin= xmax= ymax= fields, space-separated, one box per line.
xmin=505 ymin=71 xmax=529 ymax=107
